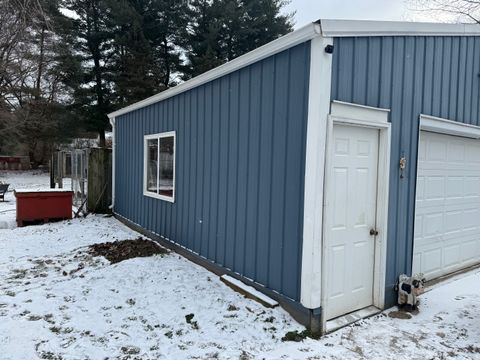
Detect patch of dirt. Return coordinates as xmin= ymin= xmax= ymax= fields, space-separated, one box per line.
xmin=388 ymin=311 xmax=413 ymax=320
xmin=185 ymin=313 xmax=199 ymax=329
xmin=281 ymin=329 xmax=321 ymax=342
xmin=462 ymin=345 xmax=480 ymax=353
xmin=121 ymin=345 xmax=140 ymax=355
xmin=88 ymin=238 xmax=167 ymax=264
xmin=394 ymin=304 xmax=420 ymax=315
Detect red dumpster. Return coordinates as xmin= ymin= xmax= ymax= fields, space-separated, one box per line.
xmin=15 ymin=189 xmax=73 ymax=227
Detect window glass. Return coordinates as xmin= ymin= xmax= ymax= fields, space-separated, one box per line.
xmin=144 ymin=132 xmax=175 ymax=201
xmin=146 ymin=138 xmax=158 ymax=193
xmin=159 ymin=136 xmax=174 ymax=197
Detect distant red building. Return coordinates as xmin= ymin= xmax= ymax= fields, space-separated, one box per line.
xmin=0 ymin=156 xmax=30 ymax=170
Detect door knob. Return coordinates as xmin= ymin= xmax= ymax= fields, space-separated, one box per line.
xmin=370 ymin=229 xmax=379 ymax=236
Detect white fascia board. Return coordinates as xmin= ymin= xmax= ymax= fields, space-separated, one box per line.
xmin=300 ymin=35 xmax=333 ymax=310
xmin=319 ymin=19 xmax=480 ymax=37
xmin=420 ymin=114 xmax=480 ymax=138
xmin=108 ymin=22 xmax=321 ymax=119
xmin=108 ymin=19 xmax=480 ymax=119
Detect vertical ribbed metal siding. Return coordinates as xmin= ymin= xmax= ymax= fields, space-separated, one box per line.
xmin=115 ymin=42 xmax=311 ymax=301
xmin=331 ymin=36 xmax=480 ymax=306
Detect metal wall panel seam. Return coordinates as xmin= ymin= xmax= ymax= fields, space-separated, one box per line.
xmin=114 ymin=44 xmax=311 ymax=301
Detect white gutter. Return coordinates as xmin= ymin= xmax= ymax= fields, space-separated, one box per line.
xmin=108 ymin=22 xmax=321 ymax=119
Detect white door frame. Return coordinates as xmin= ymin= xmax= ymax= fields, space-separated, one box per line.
xmin=321 ymin=100 xmax=391 ymax=332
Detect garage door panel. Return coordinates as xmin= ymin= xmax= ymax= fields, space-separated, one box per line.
xmin=426 ymin=139 xmax=447 ymax=160
xmin=466 ymin=144 xmax=480 ymax=162
xmin=412 ymin=253 xmax=421 ymax=275
xmin=414 ymin=214 xmax=423 ymax=239
xmin=446 ymin=177 xmax=463 ymax=198
xmin=422 ymin=248 xmax=443 ymax=274
xmin=416 ymin=176 xmax=425 ymax=200
xmin=461 ymin=240 xmax=478 ymax=262
xmin=444 ymin=210 xmax=463 ymax=233
xmin=423 ymin=212 xmax=444 ymax=237
xmin=465 ymin=177 xmax=480 ymax=196
xmin=463 ymin=208 xmax=479 ymax=230
xmin=443 ymin=244 xmax=461 ymax=268
xmin=424 ymin=176 xmax=445 ymax=200
xmin=448 ymin=142 xmax=465 ymax=161
xmin=414 ymin=131 xmax=480 ymax=280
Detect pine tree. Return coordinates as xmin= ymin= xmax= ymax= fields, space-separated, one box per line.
xmin=238 ymin=0 xmax=294 ymax=52
xmin=60 ymin=0 xmax=115 ymax=147
xmin=147 ymin=0 xmax=190 ymax=89
xmin=184 ymin=0 xmax=293 ymax=79
xmin=182 ymin=0 xmax=223 ymax=78
xmin=108 ymin=0 xmax=156 ymax=106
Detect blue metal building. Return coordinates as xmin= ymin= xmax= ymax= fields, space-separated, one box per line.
xmin=109 ymin=20 xmax=480 ymax=332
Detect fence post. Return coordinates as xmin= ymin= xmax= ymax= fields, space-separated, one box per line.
xmin=87 ymin=148 xmax=112 ymax=213
xmin=50 ymin=154 xmax=55 ymax=189
xmin=56 ymin=152 xmax=63 ymax=189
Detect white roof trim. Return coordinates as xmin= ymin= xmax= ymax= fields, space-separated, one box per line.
xmin=108 ymin=22 xmax=320 ymax=119
xmin=331 ymin=100 xmax=390 ymax=123
xmin=420 ymin=114 xmax=480 ymax=139
xmin=319 ymin=19 xmax=480 ymax=37
xmin=109 ymin=19 xmax=480 ymax=119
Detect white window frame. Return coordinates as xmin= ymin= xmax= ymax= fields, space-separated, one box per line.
xmin=143 ymin=131 xmax=176 ymax=203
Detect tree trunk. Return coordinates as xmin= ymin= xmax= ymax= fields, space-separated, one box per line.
xmin=89 ymin=0 xmax=106 ymax=148
xmin=163 ymin=38 xmax=170 ymax=88
xmin=98 ymin=128 xmax=106 ymax=148
xmin=35 ymin=25 xmax=46 ymax=100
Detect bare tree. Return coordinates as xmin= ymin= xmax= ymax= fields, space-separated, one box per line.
xmin=409 ymin=0 xmax=480 ymax=23
xmin=0 ymin=0 xmax=48 ymax=101
xmin=0 ymin=0 xmax=77 ymax=165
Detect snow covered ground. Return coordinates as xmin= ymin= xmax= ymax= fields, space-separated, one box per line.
xmin=0 ymin=171 xmax=479 ymax=359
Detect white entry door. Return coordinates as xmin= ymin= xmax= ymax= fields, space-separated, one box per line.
xmin=325 ymin=124 xmax=379 ymax=320
xmin=413 ymin=131 xmax=480 ymax=280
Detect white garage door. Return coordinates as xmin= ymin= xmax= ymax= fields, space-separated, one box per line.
xmin=413 ymin=131 xmax=480 ymax=280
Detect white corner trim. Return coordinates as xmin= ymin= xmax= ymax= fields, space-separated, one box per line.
xmin=108 ymin=23 xmax=321 ymax=119
xmin=110 ymin=117 xmax=116 ymax=209
xmin=331 ymin=101 xmax=390 ymax=126
xmin=420 ymin=114 xmax=480 ymax=138
xmin=319 ymin=19 xmax=480 ymax=37
xmin=143 ymin=131 xmax=176 ymax=203
xmin=300 ymin=36 xmax=333 ymax=310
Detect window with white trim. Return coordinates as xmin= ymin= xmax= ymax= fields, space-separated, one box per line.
xmin=144 ymin=131 xmax=175 ymax=202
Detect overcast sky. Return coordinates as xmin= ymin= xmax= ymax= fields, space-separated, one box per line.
xmin=284 ymin=0 xmax=442 ymax=29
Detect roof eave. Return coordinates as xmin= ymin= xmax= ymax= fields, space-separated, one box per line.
xmin=319 ymin=19 xmax=480 ymax=37
xmin=107 ymin=22 xmax=321 ymax=119
xmin=108 ymin=19 xmax=480 ymax=119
